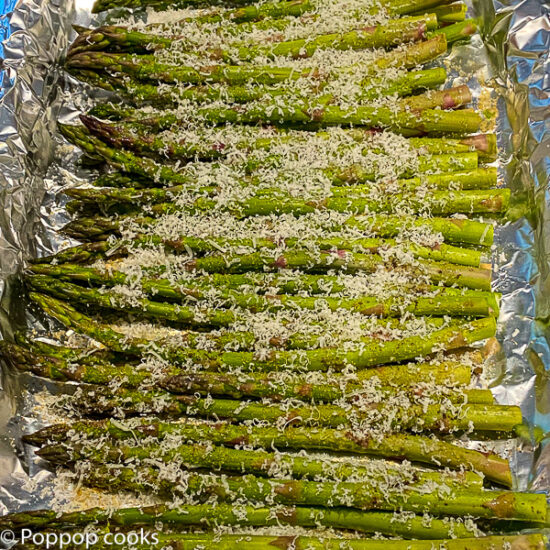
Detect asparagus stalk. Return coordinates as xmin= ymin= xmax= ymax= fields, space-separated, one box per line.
xmin=72 ymin=98 xmax=480 ymax=136
xmin=29 ymin=264 xmax=499 ymax=309
xmin=29 ymin=292 xmax=497 ymax=369
xmin=425 ymin=3 xmax=467 ymax=22
xmin=148 ymin=186 xmax=508 ymax=215
xmin=35 ymin=453 xmax=542 ymax=520
xmin=71 ymin=161 xmax=490 ymax=197
xmin=0 ymin=503 xmax=482 ymax=539
xmin=13 ymin=332 xmax=120 ymax=364
xmin=109 ymin=19 xmax=473 ymax=66
xmin=5 ymin=340 xmax=489 ymax=403
xmin=86 ymin=80 xmax=468 ymax=123
xmin=62 ymin=187 xmax=508 ymax=240
xmin=78 ymin=118 xmax=496 ymax=163
xmin=37 ymin=438 xmax=484 ymax=487
xmin=11 ymin=333 xmax=477 ymax=387
xmin=411 ymin=133 xmax=497 ymax=161
xmin=66 ymin=34 xmax=449 ymax=88
xmin=91 ymin=0 xmax=306 ymax=13
xmin=90 ymin=0 xmax=458 ymax=16
xmin=31 ymin=246 xmax=494 ymax=289
xmin=177 ymin=0 xmax=311 ymax=23
xmin=15 ymin=533 xmax=547 ymax=550
xmin=70 ymin=15 xmax=437 ymax=58
xmin=19 ymin=533 xmax=547 ymax=550
xmin=63 ymin=385 xmax=521 ymax=435
xmin=79 ymin=117 xmax=481 ymax=169
xmin=83 ymin=133 xmax=494 ymax=170
xmin=36 ymin=445 xmax=532 ymax=523
xmin=27 ymin=264 xmax=490 ymax=298
xmin=26 ymin=275 xmax=497 ymax=330
xmin=79 ymin=102 xmax=494 ymax=161
xmin=79 ymin=96 xmax=479 ymax=135
xmin=1 ymin=341 xmax=149 ymax=385
xmin=398 ymin=84 xmax=473 ymax=111
xmin=161 ymin=370 xmax=493 ymax=403
xmin=224 ymin=16 xmax=441 ymax=60
xmin=156 ymin=101 xmax=482 ymax=131
xmin=71 ymin=170 xmax=496 ymax=216
xmin=23 ymin=418 xmax=513 ymax=485
xmin=342 ymin=214 xmax=494 ymax=246
xmin=62 ymin=167 xmax=497 ymax=214
xmin=49 ymin=229 xmax=486 ymax=267
xmin=81 ymin=0 xmax=312 ymax=41
xmin=23 ymin=285 xmax=458 ymax=340
xmin=432 ymin=18 xmax=478 ymax=43
xmin=33 ymin=236 xmax=488 ymax=270
xmin=61 ymin=125 xmax=499 ymax=195
xmin=80 ymin=67 xmax=449 ymax=108
xmin=37 ymin=214 xmax=495 ymax=253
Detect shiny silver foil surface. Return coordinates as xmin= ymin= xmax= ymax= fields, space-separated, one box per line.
xmin=0 ymin=0 xmax=547 ymax=518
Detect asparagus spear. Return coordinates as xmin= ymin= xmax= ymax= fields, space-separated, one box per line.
xmin=62 ymin=187 xmax=508 ymax=240
xmin=48 ymin=229 xmax=486 ymax=266
xmin=424 ymin=2 xmax=467 ymax=23
xmin=208 ymin=16 xmax=440 ymax=61
xmin=62 ymin=169 xmax=498 ymax=219
xmin=37 ymin=438 xmax=483 ymax=487
xmin=38 ymin=214 xmax=495 ymax=252
xmin=90 ymin=0 xmax=456 ymax=19
xmin=62 ymin=385 xmax=521 ymax=435
xmin=78 ymin=127 xmax=496 ymax=166
xmin=152 ymin=100 xmax=482 ymax=130
xmin=5 ymin=340 xmax=489 ymax=403
xmin=29 ymin=292 xmax=497 ymax=369
xmin=13 ymin=332 xmax=120 ymax=364
xmin=71 ymin=98 xmax=480 ymax=137
xmin=85 ymin=78 xmax=466 ymax=123
xmin=11 ymin=333 xmax=477 ymax=387
xmin=0 ymin=503 xmax=482 ymax=539
xmin=79 ymin=0 xmax=313 ymax=42
xmin=26 ymin=279 xmax=495 ymax=362
xmin=37 ymin=452 xmax=543 ymax=520
xmin=30 ymin=246 xmax=494 ymax=289
xmin=28 ymin=264 xmax=492 ymax=299
xmin=29 ymin=264 xmax=499 ymax=309
xmin=91 ymin=0 xmax=302 ymax=13
xmin=61 ymin=125 xmax=498 ymax=193
xmin=61 ymin=169 xmax=497 ymax=217
xmin=79 ymin=116 xmax=481 ymax=170
xmin=23 ymin=418 xmax=513 ymax=485
xmin=66 ymin=34 xmax=449 ymax=88
xmin=65 ymin=162 xmax=490 ymax=200
xmin=33 ymin=237 xmax=486 ymax=272
xmin=1 ymin=341 xmax=149 ymax=384
xmin=26 ymin=274 xmax=497 ymax=329
xmin=161 ymin=370 xmax=493 ymax=403
xmin=19 ymin=533 xmax=547 ymax=550
xmin=103 ymin=19 xmax=474 ymax=65
xmin=80 ymin=67 xmax=449 ymax=108
xmin=37 ymin=444 xmax=534 ymax=523
xmin=69 ymin=15 xmax=437 ymax=58
xmin=77 ymin=119 xmax=497 ymax=163
xmin=433 ymin=17 xmax=478 ymax=43
xmin=94 ymin=18 xmax=477 ymax=69
xmin=411 ymin=133 xmax=497 ymax=161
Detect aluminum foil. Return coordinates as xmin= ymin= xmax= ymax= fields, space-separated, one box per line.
xmin=0 ymin=0 xmax=548 ymax=519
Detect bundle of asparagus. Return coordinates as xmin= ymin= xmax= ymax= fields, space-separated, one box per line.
xmin=2 ymin=0 xmax=547 ymax=549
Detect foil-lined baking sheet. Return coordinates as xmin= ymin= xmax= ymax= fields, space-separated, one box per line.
xmin=0 ymin=0 xmax=548 ymax=520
